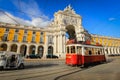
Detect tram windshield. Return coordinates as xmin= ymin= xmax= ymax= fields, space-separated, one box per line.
xmin=67 ymin=46 xmax=75 ymax=54
xmin=66 ymin=46 xmax=82 ymax=54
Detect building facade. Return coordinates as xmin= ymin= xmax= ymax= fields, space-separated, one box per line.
xmin=0 ymin=5 xmax=120 ymax=58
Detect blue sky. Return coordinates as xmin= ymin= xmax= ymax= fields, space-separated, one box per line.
xmin=0 ymin=0 xmax=120 ymax=38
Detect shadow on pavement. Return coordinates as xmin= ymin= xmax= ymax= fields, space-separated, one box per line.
xmin=0 ymin=63 xmax=59 ymax=71
xmin=54 ymin=58 xmax=114 ymax=80
xmin=25 ymin=63 xmax=59 ymax=69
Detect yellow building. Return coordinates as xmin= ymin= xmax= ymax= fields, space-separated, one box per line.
xmin=0 ymin=23 xmax=51 ymax=58
xmin=91 ymin=34 xmax=120 ymax=55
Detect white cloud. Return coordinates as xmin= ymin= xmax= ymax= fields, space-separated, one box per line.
xmin=32 ymin=18 xmax=51 ymax=27
xmin=0 ymin=11 xmax=17 ymax=24
xmin=108 ymin=17 xmax=116 ymax=21
xmin=0 ymin=11 xmax=33 ymax=26
xmin=10 ymin=0 xmax=51 ymax=27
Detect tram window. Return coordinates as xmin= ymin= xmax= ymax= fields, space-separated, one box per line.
xmin=98 ymin=50 xmax=100 ymax=55
xmin=97 ymin=48 xmax=102 ymax=55
xmin=95 ymin=49 xmax=98 ymax=54
xmin=84 ymin=47 xmax=88 ymax=55
xmin=71 ymin=46 xmax=75 ymax=53
xmin=89 ymin=50 xmax=92 ymax=55
xmin=67 ymin=47 xmax=69 ymax=53
xmin=77 ymin=46 xmax=81 ymax=54
xmin=91 ymin=48 xmax=94 ymax=55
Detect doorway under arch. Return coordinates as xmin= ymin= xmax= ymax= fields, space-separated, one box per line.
xmin=38 ymin=46 xmax=44 ymax=58
xmin=11 ymin=44 xmax=17 ymax=52
xmin=0 ymin=43 xmax=7 ymax=51
xmin=29 ymin=45 xmax=36 ymax=55
xmin=20 ymin=45 xmax=27 ymax=56
xmin=48 ymin=46 xmax=53 ymax=55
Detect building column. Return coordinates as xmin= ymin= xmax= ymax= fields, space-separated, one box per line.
xmin=108 ymin=47 xmax=111 ymax=55
xmin=7 ymin=44 xmax=10 ymax=51
xmin=104 ymin=47 xmax=108 ymax=55
xmin=56 ymin=35 xmax=58 ymax=54
xmin=43 ymin=34 xmax=48 ymax=58
xmin=119 ymin=48 xmax=120 ymax=54
xmin=60 ymin=34 xmax=63 ymax=54
xmin=26 ymin=45 xmax=29 ymax=56
xmin=35 ymin=45 xmax=38 ymax=54
xmin=117 ymin=47 xmax=120 ymax=54
xmin=54 ymin=35 xmax=56 ymax=54
xmin=17 ymin=44 xmax=20 ymax=53
xmin=63 ymin=34 xmax=66 ymax=54
xmin=57 ymin=34 xmax=60 ymax=54
xmin=114 ymin=47 xmax=117 ymax=54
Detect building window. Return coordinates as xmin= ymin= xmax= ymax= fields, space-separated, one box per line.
xmin=48 ymin=36 xmax=53 ymax=44
xmin=41 ymin=32 xmax=43 ymax=35
xmin=33 ymin=31 xmax=36 ymax=34
xmin=6 ymin=28 xmax=9 ymax=32
xmin=24 ymin=30 xmax=27 ymax=33
xmin=32 ymin=36 xmax=35 ymax=42
xmin=3 ymin=34 xmax=8 ymax=41
xmin=15 ymin=29 xmax=19 ymax=32
xmin=40 ymin=37 xmax=43 ymax=43
xmin=40 ymin=32 xmax=44 ymax=43
xmin=23 ymin=36 xmax=26 ymax=42
xmin=14 ymin=34 xmax=18 ymax=42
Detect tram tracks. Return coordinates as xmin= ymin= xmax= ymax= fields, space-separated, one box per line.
xmin=0 ymin=65 xmax=81 ymax=80
xmin=15 ymin=67 xmax=81 ymax=80
xmin=0 ymin=65 xmax=68 ymax=76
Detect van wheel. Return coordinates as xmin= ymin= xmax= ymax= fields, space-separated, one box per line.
xmin=18 ymin=64 xmax=24 ymax=69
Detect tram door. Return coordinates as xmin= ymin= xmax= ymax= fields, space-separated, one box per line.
xmin=76 ymin=46 xmax=82 ymax=65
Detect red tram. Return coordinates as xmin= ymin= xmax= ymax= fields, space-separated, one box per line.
xmin=66 ymin=43 xmax=106 ymax=66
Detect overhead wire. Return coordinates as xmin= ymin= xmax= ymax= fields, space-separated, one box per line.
xmin=0 ymin=9 xmax=20 ymax=24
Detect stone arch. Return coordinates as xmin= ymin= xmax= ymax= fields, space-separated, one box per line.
xmin=20 ymin=44 xmax=27 ymax=56
xmin=29 ymin=45 xmax=36 ymax=55
xmin=11 ymin=44 xmax=17 ymax=52
xmin=66 ymin=25 xmax=76 ymax=39
xmin=0 ymin=43 xmax=7 ymax=51
xmin=38 ymin=45 xmax=44 ymax=58
xmin=48 ymin=46 xmax=53 ymax=55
